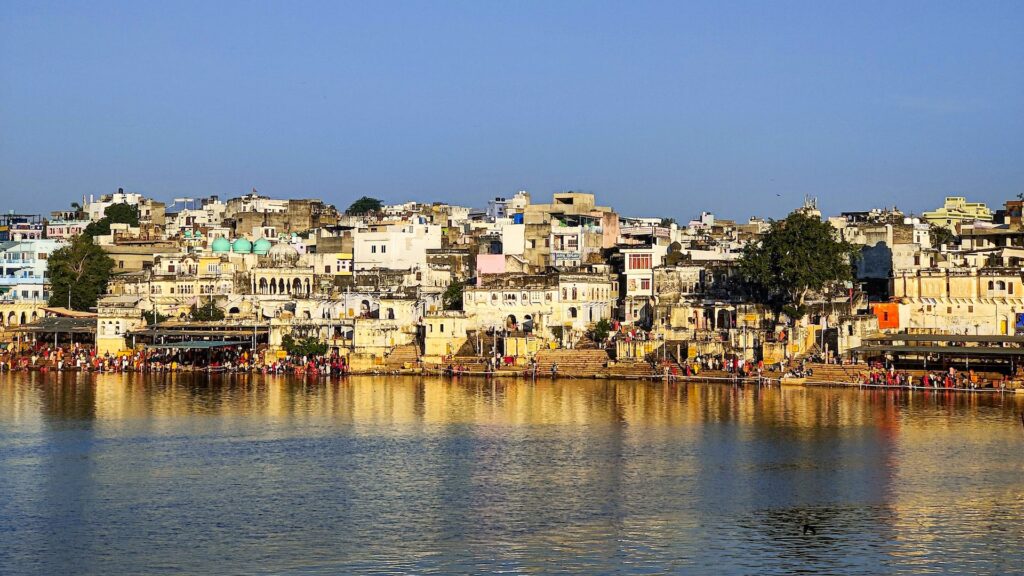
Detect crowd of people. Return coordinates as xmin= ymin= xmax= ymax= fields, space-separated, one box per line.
xmin=860 ymin=364 xmax=1012 ymax=390
xmin=0 ymin=342 xmax=351 ymax=376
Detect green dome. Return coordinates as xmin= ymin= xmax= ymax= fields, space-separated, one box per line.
xmin=232 ymin=237 xmax=253 ymax=254
xmin=211 ymin=237 xmax=230 ymax=253
xmin=252 ymin=238 xmax=272 ymax=255
xmin=183 ymin=230 xmax=192 ymax=238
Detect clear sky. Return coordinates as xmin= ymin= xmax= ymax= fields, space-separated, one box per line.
xmin=1 ymin=1 xmax=1022 ymax=220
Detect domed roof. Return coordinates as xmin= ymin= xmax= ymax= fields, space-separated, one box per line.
xmin=252 ymin=237 xmax=272 ymax=255
xmin=232 ymin=237 xmax=253 ymax=254
xmin=183 ymin=229 xmax=192 ymax=238
xmin=211 ymin=237 xmax=230 ymax=253
xmin=267 ymin=241 xmax=300 ymax=265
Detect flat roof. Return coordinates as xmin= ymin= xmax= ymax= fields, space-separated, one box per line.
xmin=144 ymin=340 xmax=246 ymax=350
xmin=850 ymin=345 xmax=1024 ymax=357
xmin=14 ymin=317 xmax=96 ymax=334
xmin=132 ymin=328 xmax=268 ymax=337
xmin=864 ymin=333 xmax=1024 ymax=344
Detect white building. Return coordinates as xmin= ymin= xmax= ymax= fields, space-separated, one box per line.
xmin=353 ymin=221 xmax=442 ymax=271
xmin=0 ymin=239 xmax=65 ymax=302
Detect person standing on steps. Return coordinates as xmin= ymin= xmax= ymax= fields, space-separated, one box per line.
xmin=551 ymin=362 xmax=558 ymax=378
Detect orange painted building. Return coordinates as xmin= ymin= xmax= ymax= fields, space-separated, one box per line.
xmin=872 ymin=303 xmax=900 ymax=330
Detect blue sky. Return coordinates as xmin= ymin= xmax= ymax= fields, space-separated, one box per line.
xmin=1 ymin=1 xmax=1022 ymax=220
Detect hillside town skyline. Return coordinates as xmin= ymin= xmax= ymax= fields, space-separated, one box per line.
xmin=1 ymin=183 xmax=1020 ymax=383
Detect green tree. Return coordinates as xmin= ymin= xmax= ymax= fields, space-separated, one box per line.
xmin=659 ymin=217 xmax=677 ymax=227
xmin=443 ymin=279 xmax=464 ymax=310
xmin=738 ymin=211 xmax=857 ymax=323
xmin=281 ymin=334 xmax=328 ymax=357
xmin=83 ymin=203 xmax=140 ymax=238
xmin=345 ymin=196 xmax=383 ymax=216
xmin=666 ymin=241 xmax=687 ymax=266
xmin=47 ymin=235 xmax=115 ymax=311
xmin=929 ymin=223 xmax=956 ymax=248
xmin=190 ymin=300 xmax=225 ymax=321
xmin=590 ymin=318 xmax=612 ymax=343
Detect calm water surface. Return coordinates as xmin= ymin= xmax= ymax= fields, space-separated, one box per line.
xmin=1 ymin=373 xmax=1022 ymax=575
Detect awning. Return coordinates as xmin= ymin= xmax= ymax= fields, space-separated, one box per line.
xmin=144 ymin=340 xmax=246 ymax=350
xmin=14 ymin=317 xmax=96 ymax=334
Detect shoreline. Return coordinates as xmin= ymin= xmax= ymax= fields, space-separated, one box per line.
xmin=5 ymin=366 xmax=1023 ymax=394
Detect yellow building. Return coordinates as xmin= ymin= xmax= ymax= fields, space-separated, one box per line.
xmin=922 ymin=196 xmax=993 ymax=230
xmin=891 ymin=268 xmax=1022 ymax=335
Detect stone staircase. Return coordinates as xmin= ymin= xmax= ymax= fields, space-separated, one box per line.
xmin=604 ymin=361 xmax=657 ymax=378
xmin=534 ymin=349 xmax=611 ymax=377
xmin=384 ymin=344 xmax=420 ymax=369
xmin=456 ymin=330 xmax=498 ymax=357
xmin=801 ymin=363 xmax=867 ymax=384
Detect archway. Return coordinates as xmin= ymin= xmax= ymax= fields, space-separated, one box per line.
xmin=229 ymin=307 xmax=240 ymax=314
xmin=387 ymin=308 xmax=395 ymax=320
xmin=259 ymin=278 xmax=268 ymax=294
xmin=292 ymin=278 xmax=302 ymax=294
xmin=278 ymin=278 xmax=285 ymax=294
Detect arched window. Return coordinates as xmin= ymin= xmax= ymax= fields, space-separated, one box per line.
xmin=572 ymin=287 xmax=577 ymax=300
xmin=569 ymin=307 xmax=578 ymax=318
xmin=988 ymin=281 xmax=995 ymax=290
xmin=997 ymin=280 xmax=1006 ymax=291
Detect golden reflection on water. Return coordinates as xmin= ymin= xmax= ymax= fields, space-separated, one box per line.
xmin=2 ymin=372 xmax=1022 ymax=574
xmin=2 ymin=371 xmax=1021 ymax=433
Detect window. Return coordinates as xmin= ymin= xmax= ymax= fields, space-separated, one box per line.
xmin=371 ymin=246 xmax=377 ymax=253
xmin=628 ymin=254 xmax=653 ymax=270
xmin=1011 ymin=284 xmax=1015 ymax=295
xmin=440 ymin=323 xmax=445 ymax=333
xmin=381 ymin=245 xmax=387 ymax=253
xmin=968 ymin=305 xmax=974 ymax=313
xmin=325 ymin=265 xmax=331 ymax=273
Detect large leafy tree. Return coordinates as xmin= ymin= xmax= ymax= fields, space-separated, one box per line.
xmin=190 ymin=300 xmax=225 ymax=321
xmin=47 ymin=235 xmax=115 ymax=311
xmin=442 ymin=279 xmax=464 ymax=310
xmin=83 ymin=203 xmax=140 ymax=238
xmin=738 ymin=211 xmax=857 ymax=322
xmin=281 ymin=334 xmax=328 ymax=357
xmin=345 ymin=196 xmax=383 ymax=216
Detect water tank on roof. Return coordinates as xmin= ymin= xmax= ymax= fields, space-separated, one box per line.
xmin=512 ymin=213 xmax=524 ymax=224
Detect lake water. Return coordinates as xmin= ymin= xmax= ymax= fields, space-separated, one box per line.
xmin=1 ymin=373 xmax=1022 ymax=575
